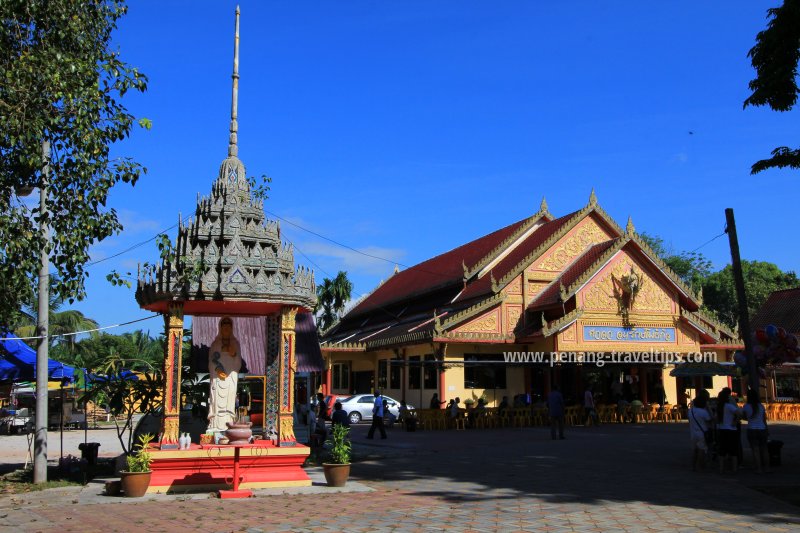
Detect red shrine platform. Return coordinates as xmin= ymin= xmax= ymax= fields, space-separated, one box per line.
xmin=146 ymin=440 xmax=311 ymax=494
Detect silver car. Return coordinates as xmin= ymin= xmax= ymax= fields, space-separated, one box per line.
xmin=337 ymin=394 xmax=412 ymax=424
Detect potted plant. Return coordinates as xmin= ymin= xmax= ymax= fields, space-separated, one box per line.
xmin=322 ymin=424 xmax=351 ymax=487
xmin=120 ymin=433 xmax=154 ymax=497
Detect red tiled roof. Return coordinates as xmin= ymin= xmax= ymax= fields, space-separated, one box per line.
xmin=456 ymin=211 xmax=579 ymax=302
xmin=751 ymin=287 xmax=800 ymax=335
xmin=346 ymin=215 xmax=535 ymax=317
xmin=528 ymin=239 xmax=619 ymax=308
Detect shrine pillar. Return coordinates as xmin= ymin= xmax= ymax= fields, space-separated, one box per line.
xmin=161 ymin=302 xmax=184 ymax=449
xmin=278 ymin=307 xmax=298 ymax=445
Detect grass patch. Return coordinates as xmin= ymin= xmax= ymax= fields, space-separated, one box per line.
xmin=0 ymin=468 xmax=80 ymax=494
xmin=751 ymin=486 xmax=800 ymax=508
xmin=0 ymin=457 xmax=117 ymax=495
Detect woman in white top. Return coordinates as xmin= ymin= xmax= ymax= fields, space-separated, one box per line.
xmin=743 ymin=389 xmax=770 ymax=474
xmin=688 ymin=395 xmax=713 ymax=471
xmin=716 ymin=387 xmax=743 ymax=474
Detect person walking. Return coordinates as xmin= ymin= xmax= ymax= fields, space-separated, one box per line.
xmin=583 ymin=386 xmax=599 ymax=426
xmin=688 ymin=394 xmax=713 ymax=471
xmin=743 ymin=389 xmax=770 ymax=474
xmin=366 ymin=390 xmax=387 ymax=439
xmin=548 ymin=385 xmax=565 ymax=440
xmin=429 ymin=393 xmax=445 ymax=410
xmin=716 ymin=387 xmax=742 ymax=473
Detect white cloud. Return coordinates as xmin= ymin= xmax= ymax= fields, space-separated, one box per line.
xmin=296 ymin=240 xmax=406 ymax=276
xmin=117 ymin=209 xmax=162 ymax=234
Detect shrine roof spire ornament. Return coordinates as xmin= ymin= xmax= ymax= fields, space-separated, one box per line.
xmin=228 ymin=6 xmax=240 ymax=158
xmin=135 ymin=7 xmax=316 ymax=315
xmin=588 ymin=188 xmax=598 ymax=206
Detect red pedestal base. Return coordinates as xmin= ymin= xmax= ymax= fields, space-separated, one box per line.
xmin=218 ymin=488 xmax=253 ymax=499
xmin=145 ymin=440 xmax=311 ymax=494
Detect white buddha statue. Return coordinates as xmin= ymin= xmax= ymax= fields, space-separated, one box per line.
xmin=207 ymin=317 xmax=244 ymax=433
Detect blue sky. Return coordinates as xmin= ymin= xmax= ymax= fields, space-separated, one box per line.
xmin=71 ymin=1 xmax=799 ymax=335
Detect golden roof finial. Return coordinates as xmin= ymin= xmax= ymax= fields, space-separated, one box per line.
xmin=539 ymin=196 xmax=549 ymax=214
xmin=588 ymin=188 xmax=598 ymax=206
xmin=626 ymin=216 xmax=635 ymax=235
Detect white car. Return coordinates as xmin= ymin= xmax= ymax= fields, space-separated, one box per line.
xmin=337 ymin=394 xmax=413 ymax=424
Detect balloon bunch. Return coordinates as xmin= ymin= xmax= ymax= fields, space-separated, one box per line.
xmin=734 ymin=324 xmax=800 ymax=371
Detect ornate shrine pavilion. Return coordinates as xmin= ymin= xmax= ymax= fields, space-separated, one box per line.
xmin=135 ymin=8 xmax=316 ymax=493
xmin=320 ymin=192 xmax=741 ymax=408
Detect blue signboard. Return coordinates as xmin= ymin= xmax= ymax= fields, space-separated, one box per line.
xmin=582 ymin=326 xmax=675 ymax=343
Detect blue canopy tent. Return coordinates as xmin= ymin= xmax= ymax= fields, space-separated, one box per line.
xmin=0 ymin=333 xmax=76 ymax=382
xmin=0 ymin=357 xmax=20 ymax=381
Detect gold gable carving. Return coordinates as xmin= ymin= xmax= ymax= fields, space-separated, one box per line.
xmin=504 ymin=277 xmax=522 ymax=295
xmin=538 ymin=220 xmax=609 ymax=271
xmin=583 ymin=258 xmax=672 ymax=313
xmin=561 ymin=323 xmax=577 ymax=343
xmin=505 ymin=305 xmax=522 ymax=333
xmin=527 ymin=281 xmax=550 ymax=299
xmin=456 ymin=308 xmax=501 ymax=334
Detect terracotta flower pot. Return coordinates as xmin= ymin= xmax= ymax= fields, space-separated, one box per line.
xmin=120 ymin=471 xmax=152 ymax=497
xmin=322 ymin=463 xmax=351 ymax=487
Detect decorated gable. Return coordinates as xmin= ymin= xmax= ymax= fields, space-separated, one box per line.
xmin=453 ymin=307 xmax=503 ymax=335
xmin=580 ymin=249 xmax=676 ymax=315
xmin=530 ymin=215 xmax=614 ymax=274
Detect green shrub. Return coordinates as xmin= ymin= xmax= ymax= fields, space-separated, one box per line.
xmin=125 ymin=433 xmax=154 ymax=473
xmin=328 ymin=424 xmax=351 ymax=464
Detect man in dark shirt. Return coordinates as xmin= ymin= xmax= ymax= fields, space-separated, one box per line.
xmin=331 ymin=401 xmax=350 ymax=428
xmin=548 ymin=385 xmax=565 ymax=440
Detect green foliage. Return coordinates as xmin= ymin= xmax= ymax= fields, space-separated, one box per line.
xmin=316 ymin=271 xmax=353 ymax=331
xmin=701 ymin=261 xmax=799 ymax=329
xmin=638 ymin=232 xmax=712 ymax=288
xmin=327 ymin=423 xmax=351 ymax=464
xmin=744 ymin=1 xmax=800 ymax=174
xmin=12 ymin=279 xmax=99 ymax=352
xmin=0 ymin=0 xmax=148 ymax=327
xmin=125 ymin=433 xmax=154 ymax=473
xmin=108 ymin=232 xmax=206 ymax=294
xmin=639 ymin=232 xmax=798 ymax=330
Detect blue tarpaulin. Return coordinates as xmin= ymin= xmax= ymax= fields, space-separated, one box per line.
xmin=0 ymin=357 xmax=20 ymax=381
xmin=0 ymin=333 xmax=76 ymax=382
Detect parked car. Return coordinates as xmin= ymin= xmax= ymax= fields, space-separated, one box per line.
xmin=324 ymin=394 xmax=344 ymax=414
xmin=337 ymin=394 xmax=413 ymax=424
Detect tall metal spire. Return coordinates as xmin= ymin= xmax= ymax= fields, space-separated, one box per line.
xmin=228 ymin=6 xmax=240 ymax=158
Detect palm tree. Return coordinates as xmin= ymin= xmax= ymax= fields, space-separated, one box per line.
xmin=14 ymin=280 xmax=98 ymax=354
xmin=315 ymin=271 xmax=353 ymax=331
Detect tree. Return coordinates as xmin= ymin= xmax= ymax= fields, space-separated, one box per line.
xmin=638 ymin=233 xmax=713 ymax=289
xmin=0 ymin=0 xmax=148 ymax=328
xmin=315 ymin=271 xmax=353 ymax=331
xmin=701 ymin=261 xmax=799 ymax=329
xmin=744 ymin=0 xmax=800 ymax=174
xmin=13 ymin=280 xmax=99 ymax=352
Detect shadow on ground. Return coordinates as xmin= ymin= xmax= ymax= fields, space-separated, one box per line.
xmin=347 ymin=420 xmax=800 ymax=525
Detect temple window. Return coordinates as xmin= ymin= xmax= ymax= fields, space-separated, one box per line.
xmin=408 ymin=356 xmax=421 ymax=389
xmin=464 ymin=354 xmax=507 ymax=389
xmin=332 ymin=362 xmax=350 ymax=391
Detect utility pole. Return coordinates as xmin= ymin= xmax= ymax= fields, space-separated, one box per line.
xmin=34 ymin=140 xmax=51 ymax=483
xmin=725 ymin=208 xmax=758 ymax=402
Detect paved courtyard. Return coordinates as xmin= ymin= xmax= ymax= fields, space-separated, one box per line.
xmin=1 ymin=421 xmax=800 ymax=532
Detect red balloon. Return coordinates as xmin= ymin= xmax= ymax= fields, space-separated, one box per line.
xmin=756 ymin=329 xmax=769 ymax=344
xmin=778 ymin=327 xmax=787 ymax=339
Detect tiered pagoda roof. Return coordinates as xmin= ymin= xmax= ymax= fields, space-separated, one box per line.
xmin=136 ymin=7 xmax=315 ymax=316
